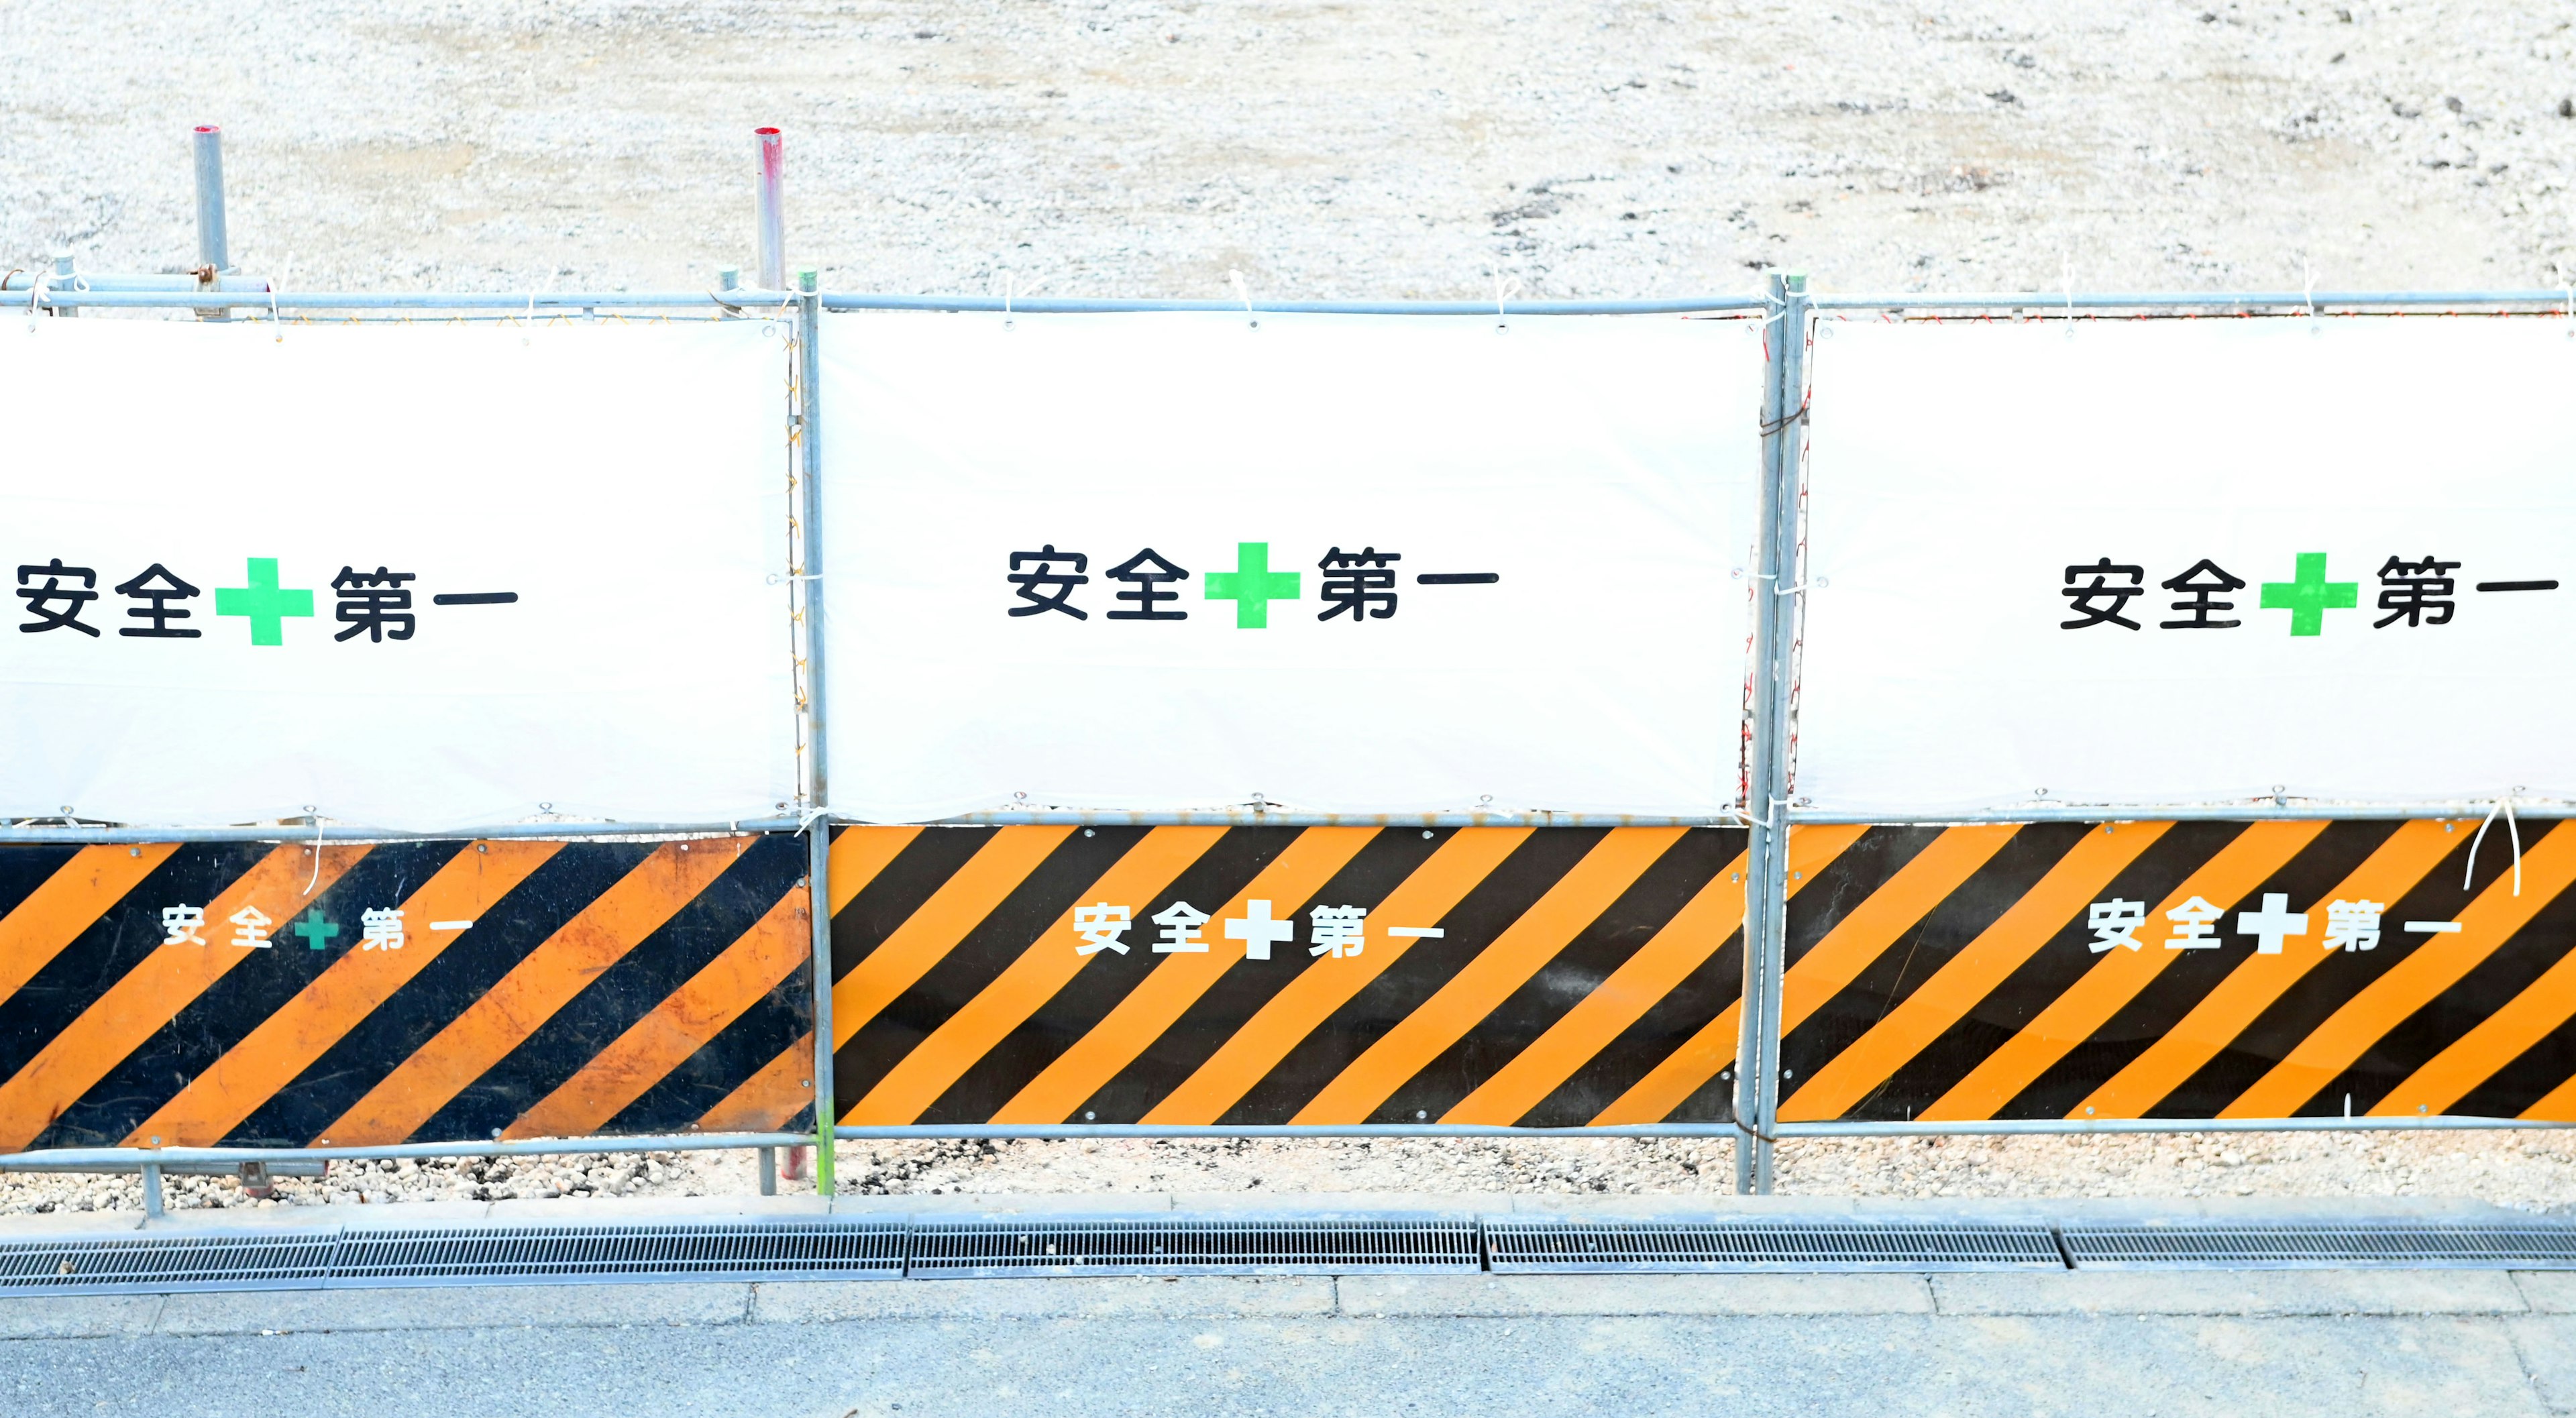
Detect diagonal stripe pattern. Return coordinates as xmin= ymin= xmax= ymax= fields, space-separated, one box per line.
xmin=1768 ymin=818 xmax=2576 ymax=1122
xmin=0 ymin=836 xmax=816 ymax=1150
xmin=10 ymin=818 xmax=2571 ymax=1147
xmin=827 ymin=824 xmax=1759 ymax=1128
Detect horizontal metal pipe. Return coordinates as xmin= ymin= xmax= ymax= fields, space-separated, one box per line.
xmin=837 ymin=1116 xmax=2570 ymax=1140
xmin=1775 ymin=1115 xmax=2574 ymax=1138
xmin=1791 ymin=804 xmax=2571 ymax=825
xmin=0 ymin=272 xmax=271 ymax=293
xmin=927 ymin=810 xmax=1750 ymax=828
xmin=23 ymin=289 xmax=801 ymax=311
xmin=0 ymin=1132 xmax=811 ymax=1172
xmin=820 ymin=294 xmax=1766 ymax=316
xmin=3 ymin=1158 xmax=324 ymax=1177
xmin=23 ymin=285 xmax=2571 ymax=316
xmin=0 ymin=816 xmax=802 ymax=844
xmin=1813 ymin=290 xmax=2576 ymax=311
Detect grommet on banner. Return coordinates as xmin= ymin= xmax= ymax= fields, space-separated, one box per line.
xmin=1228 ymin=269 xmax=1258 ymax=329
xmin=2465 ymin=791 xmax=2525 ymax=896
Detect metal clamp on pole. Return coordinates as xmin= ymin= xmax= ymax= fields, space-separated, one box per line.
xmin=193 ymin=125 xmax=232 ymax=323
xmin=1735 ymin=271 xmax=1809 ymax=1195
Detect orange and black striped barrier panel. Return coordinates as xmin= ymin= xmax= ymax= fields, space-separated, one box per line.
xmin=12 ymin=818 xmax=2569 ymax=1149
xmin=814 ymin=824 xmax=1758 ymax=1127
xmin=0 ymin=836 xmax=815 ymax=1150
xmin=1766 ymin=819 xmax=2576 ymax=1124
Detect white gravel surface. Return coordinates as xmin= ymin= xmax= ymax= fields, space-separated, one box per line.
xmin=5 ymin=1 xmax=2573 ymax=295
xmin=4 ymin=1 xmax=2573 ymax=1215
xmin=7 ymin=1133 xmax=2575 ymax=1215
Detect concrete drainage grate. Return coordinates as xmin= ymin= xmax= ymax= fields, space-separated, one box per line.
xmin=906 ymin=1217 xmax=1485 ymax=1278
xmin=0 ymin=1230 xmax=341 ymax=1295
xmin=0 ymin=1222 xmax=906 ymax=1297
xmin=2060 ymin=1224 xmax=2576 ymax=1270
xmin=14 ymin=1215 xmax=2575 ymax=1294
xmin=333 ymin=1221 xmax=908 ymax=1287
xmin=1485 ymin=1219 xmax=2066 ymax=1272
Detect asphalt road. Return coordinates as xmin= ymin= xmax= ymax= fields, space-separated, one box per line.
xmin=6 ymin=1270 xmax=2573 ymax=1417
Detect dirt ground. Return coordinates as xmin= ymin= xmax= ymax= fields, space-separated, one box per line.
xmin=3 ymin=2 xmax=2573 ymax=1212
xmin=5 ymin=1 xmax=2573 ymax=296
xmin=8 ymin=1132 xmax=2576 ymax=1215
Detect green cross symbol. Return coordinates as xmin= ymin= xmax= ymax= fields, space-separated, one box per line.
xmin=292 ymin=914 xmax=339 ymax=951
xmin=1204 ymin=542 xmax=1301 ymax=629
xmin=215 ymin=558 xmax=315 ymax=646
xmin=2259 ymin=552 xmax=2359 ymax=637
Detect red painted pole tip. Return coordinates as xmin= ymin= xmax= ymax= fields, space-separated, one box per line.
xmin=195 ymin=125 xmax=220 ymax=133
xmin=754 ymin=126 xmax=782 ymax=137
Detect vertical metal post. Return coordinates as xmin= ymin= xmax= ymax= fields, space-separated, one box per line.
xmin=50 ymin=254 xmax=74 ymax=318
xmin=192 ymin=125 xmax=231 ymax=323
xmin=757 ymin=1145 xmax=777 ymax=1196
xmin=754 ymin=129 xmax=786 ymax=292
xmin=140 ymin=1162 xmax=165 ymax=1219
xmin=1736 ymin=270 xmax=1808 ymax=1195
xmin=798 ymin=266 xmax=836 ymax=1203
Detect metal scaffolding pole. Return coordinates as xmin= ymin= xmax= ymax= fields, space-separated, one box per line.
xmin=1736 ymin=271 xmax=1809 ymax=1195
xmin=796 ymin=261 xmax=836 ymax=1203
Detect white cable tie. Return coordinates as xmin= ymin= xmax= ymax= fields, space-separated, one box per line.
xmin=2463 ymin=793 xmax=2524 ymax=897
xmin=268 ymin=256 xmax=292 ymax=339
xmin=2303 ymin=260 xmax=2318 ymax=320
xmin=1493 ymin=271 xmax=1522 ymax=330
xmin=303 ymin=816 xmax=324 ymax=895
xmin=1228 ymin=269 xmax=1258 ymax=328
xmin=523 ymin=264 xmax=559 ymax=343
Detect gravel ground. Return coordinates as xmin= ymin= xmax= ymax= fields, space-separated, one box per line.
xmin=3 ymin=1 xmax=2573 ymax=295
xmin=9 ymin=1133 xmax=2575 ymax=1216
xmin=4 ymin=1 xmax=2573 ymax=1213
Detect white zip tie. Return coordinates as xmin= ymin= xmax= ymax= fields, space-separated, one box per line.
xmin=1493 ymin=272 xmax=1522 ymax=331
xmin=268 ymin=257 xmax=292 ymax=339
xmin=2464 ymin=792 xmax=2523 ymax=897
xmin=1228 ymin=269 xmax=1258 ymax=329
xmin=303 ymin=816 xmax=324 ymax=895
xmin=522 ymin=264 xmax=558 ymax=343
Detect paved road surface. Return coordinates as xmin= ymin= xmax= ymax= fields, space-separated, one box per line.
xmin=5 ymin=1268 xmax=2573 ymax=1417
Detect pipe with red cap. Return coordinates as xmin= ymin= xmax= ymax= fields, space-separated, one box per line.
xmin=754 ymin=127 xmax=785 ymax=290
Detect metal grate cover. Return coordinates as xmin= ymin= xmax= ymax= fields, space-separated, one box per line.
xmin=0 ymin=1222 xmax=904 ymax=1297
xmin=2061 ymin=1223 xmax=2576 ymax=1270
xmin=1485 ymin=1219 xmax=2065 ymax=1272
xmin=907 ymin=1216 xmax=1483 ymax=1278
xmin=333 ymin=1221 xmax=907 ymax=1287
xmin=0 ymin=1230 xmax=339 ymax=1295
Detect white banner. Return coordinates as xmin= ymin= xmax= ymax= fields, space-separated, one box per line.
xmin=820 ymin=311 xmax=1760 ymax=821
xmin=1796 ymin=317 xmax=2576 ymax=814
xmin=0 ymin=319 xmax=797 ymax=830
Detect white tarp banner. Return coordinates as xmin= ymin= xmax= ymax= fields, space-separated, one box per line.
xmin=1795 ymin=317 xmax=2576 ymax=815
xmin=820 ymin=311 xmax=1760 ymax=821
xmin=0 ymin=319 xmax=797 ymax=830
